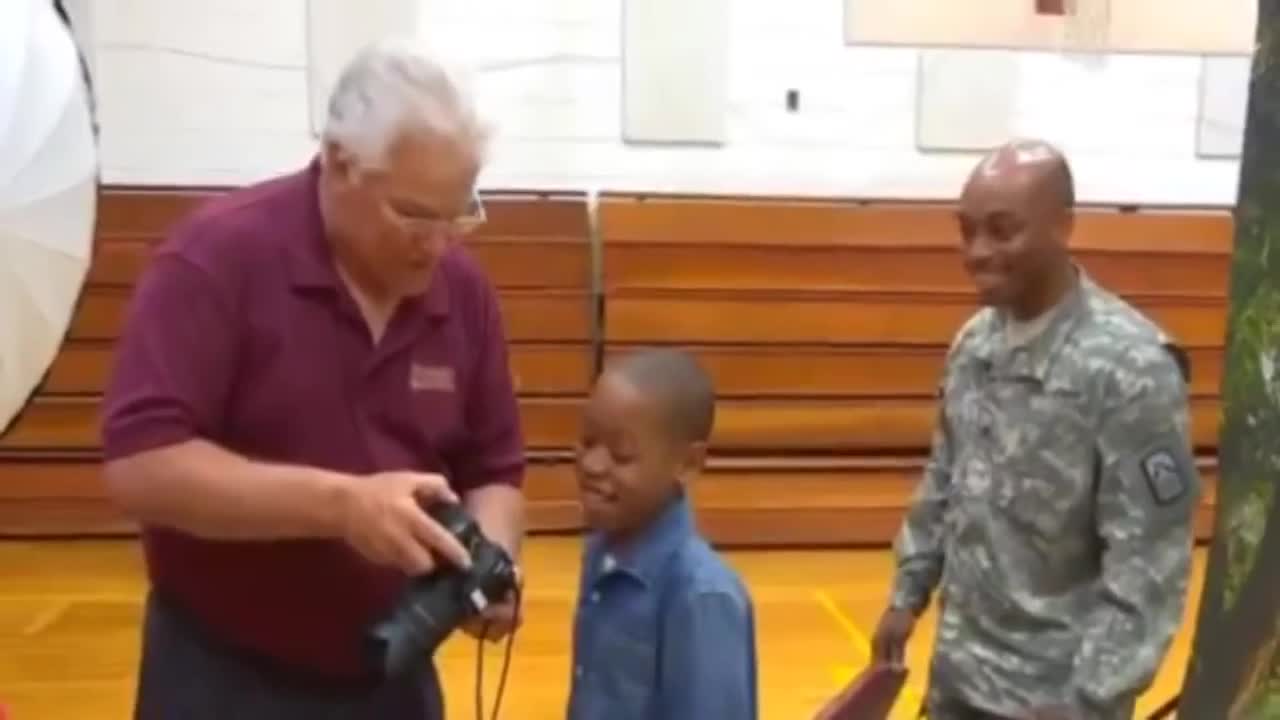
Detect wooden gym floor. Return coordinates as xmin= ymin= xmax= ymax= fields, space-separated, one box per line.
xmin=0 ymin=537 xmax=1206 ymax=720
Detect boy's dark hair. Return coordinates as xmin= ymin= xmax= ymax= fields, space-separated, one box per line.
xmin=609 ymin=347 xmax=716 ymax=445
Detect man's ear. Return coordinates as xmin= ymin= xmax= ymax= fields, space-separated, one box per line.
xmin=675 ymin=440 xmax=708 ymax=487
xmin=1050 ymin=207 xmax=1074 ymax=249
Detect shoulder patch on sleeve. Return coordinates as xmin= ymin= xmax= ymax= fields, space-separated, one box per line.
xmin=1141 ymin=448 xmax=1188 ymax=505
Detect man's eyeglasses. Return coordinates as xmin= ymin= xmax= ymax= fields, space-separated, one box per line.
xmin=385 ymin=192 xmax=487 ymax=235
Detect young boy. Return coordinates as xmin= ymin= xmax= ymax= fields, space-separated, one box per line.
xmin=564 ymin=348 xmax=758 ymax=720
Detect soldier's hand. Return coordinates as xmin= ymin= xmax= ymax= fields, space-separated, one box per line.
xmin=871 ymin=607 xmax=916 ymax=666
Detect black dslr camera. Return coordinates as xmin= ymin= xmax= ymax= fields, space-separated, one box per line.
xmin=364 ymin=500 xmax=519 ymax=677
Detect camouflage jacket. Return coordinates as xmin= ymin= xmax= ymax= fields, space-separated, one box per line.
xmin=889 ymin=271 xmax=1200 ymax=719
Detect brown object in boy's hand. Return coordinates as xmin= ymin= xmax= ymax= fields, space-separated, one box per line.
xmin=812 ymin=663 xmax=908 ymax=720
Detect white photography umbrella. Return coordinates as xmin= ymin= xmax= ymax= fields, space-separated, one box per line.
xmin=0 ymin=0 xmax=98 ymax=434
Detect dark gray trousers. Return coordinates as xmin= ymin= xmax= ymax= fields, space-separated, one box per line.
xmin=133 ymin=591 xmax=444 ymax=720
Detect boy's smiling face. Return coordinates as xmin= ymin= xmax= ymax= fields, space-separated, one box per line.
xmin=574 ymin=369 xmax=702 ymax=541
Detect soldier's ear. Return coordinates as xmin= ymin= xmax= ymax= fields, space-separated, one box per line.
xmin=1161 ymin=343 xmax=1191 ymax=384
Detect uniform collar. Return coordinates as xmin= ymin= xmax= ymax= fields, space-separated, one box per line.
xmin=286 ymin=156 xmax=449 ymax=318
xmin=984 ymin=264 xmax=1091 ymax=385
xmin=587 ymin=491 xmax=695 ymax=589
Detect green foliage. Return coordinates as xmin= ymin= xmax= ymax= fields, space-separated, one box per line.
xmin=1232 ymin=613 xmax=1280 ymax=719
xmin=1257 ymin=18 xmax=1280 ymax=85
xmin=1223 ymin=481 xmax=1275 ymax=609
xmin=1236 ymin=684 xmax=1280 ymax=719
xmin=1215 ymin=98 xmax=1280 ymax=609
xmin=1216 ymin=237 xmax=1280 ymax=609
xmin=1178 ymin=4 xmax=1280 ymax=717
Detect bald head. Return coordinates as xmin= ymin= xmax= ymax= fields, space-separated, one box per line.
xmin=970 ymin=139 xmax=1075 ymax=212
xmin=607 ymin=348 xmax=716 ymax=446
xmin=957 ymin=139 xmax=1079 ymax=316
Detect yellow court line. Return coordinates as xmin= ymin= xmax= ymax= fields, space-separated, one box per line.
xmin=22 ymin=600 xmax=70 ymax=637
xmin=812 ymin=589 xmax=871 ymax=660
xmin=811 ymin=589 xmax=926 ymax=716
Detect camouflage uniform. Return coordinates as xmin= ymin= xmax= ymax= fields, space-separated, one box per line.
xmin=889 ymin=270 xmax=1200 ymax=719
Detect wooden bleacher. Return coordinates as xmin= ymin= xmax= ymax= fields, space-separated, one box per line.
xmin=596 ymin=194 xmax=1228 ymax=544
xmin=0 ymin=188 xmax=596 ymax=537
xmin=0 ymin=188 xmax=1230 ymax=545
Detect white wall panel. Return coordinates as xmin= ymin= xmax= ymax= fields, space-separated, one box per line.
xmin=621 ymin=0 xmax=730 ymax=145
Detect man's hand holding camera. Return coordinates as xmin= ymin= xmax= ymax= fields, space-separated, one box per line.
xmin=455 ymin=489 xmax=526 ymax=643
xmin=462 ymin=567 xmax=524 ymax=642
xmin=336 ymin=470 xmax=473 ymax=576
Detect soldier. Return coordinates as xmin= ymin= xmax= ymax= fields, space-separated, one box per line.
xmin=870 ymin=139 xmax=1200 ymax=720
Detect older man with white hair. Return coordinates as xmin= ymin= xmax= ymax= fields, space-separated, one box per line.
xmin=100 ymin=39 xmax=526 ymax=718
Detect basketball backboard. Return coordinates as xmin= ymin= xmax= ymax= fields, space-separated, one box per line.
xmin=844 ymin=0 xmax=1255 ymax=55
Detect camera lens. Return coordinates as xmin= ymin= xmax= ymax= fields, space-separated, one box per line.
xmin=365 ymin=502 xmax=520 ymax=678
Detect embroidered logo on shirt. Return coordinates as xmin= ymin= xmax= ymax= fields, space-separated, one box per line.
xmin=410 ymin=364 xmax=455 ymax=392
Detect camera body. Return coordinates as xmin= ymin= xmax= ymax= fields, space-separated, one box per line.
xmin=364 ymin=500 xmax=519 ymax=677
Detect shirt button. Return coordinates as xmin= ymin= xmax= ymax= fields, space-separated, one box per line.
xmin=590 ymin=591 xmax=601 ymax=604
xmin=602 ymin=554 xmax=616 ymax=572
xmin=574 ymin=664 xmax=583 ymax=678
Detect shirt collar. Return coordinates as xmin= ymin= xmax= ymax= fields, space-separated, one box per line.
xmin=982 ymin=264 xmax=1090 ymax=384
xmin=588 ymin=492 xmax=695 ymax=589
xmin=286 ymin=156 xmax=450 ymax=318
xmin=285 ymin=156 xmax=337 ymax=289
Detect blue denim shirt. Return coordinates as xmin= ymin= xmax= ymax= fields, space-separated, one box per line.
xmin=564 ymin=494 xmax=758 ymax=720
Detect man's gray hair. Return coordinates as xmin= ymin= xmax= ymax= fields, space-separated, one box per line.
xmin=322 ymin=38 xmax=490 ymax=170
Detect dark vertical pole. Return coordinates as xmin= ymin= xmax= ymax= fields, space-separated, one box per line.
xmin=51 ymin=0 xmax=98 ymax=139
xmin=1175 ymin=2 xmax=1280 ymax=717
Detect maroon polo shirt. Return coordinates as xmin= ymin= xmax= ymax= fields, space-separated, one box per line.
xmin=100 ymin=159 xmax=525 ymax=680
